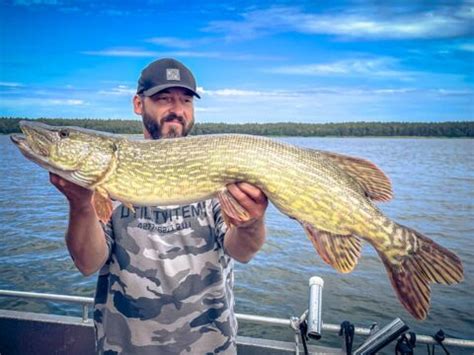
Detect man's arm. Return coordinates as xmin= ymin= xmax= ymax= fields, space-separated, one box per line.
xmin=223 ymin=183 xmax=268 ymax=263
xmin=50 ymin=173 xmax=109 ymax=276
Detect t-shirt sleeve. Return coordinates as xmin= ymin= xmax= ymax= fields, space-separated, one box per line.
xmin=100 ymin=201 xmax=121 ymax=261
xmin=211 ymin=198 xmax=228 ymax=249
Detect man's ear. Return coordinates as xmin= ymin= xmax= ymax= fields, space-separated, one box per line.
xmin=133 ymin=95 xmax=143 ymax=115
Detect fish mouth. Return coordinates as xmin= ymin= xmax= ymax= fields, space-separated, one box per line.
xmin=11 ymin=132 xmax=37 ymax=157
xmin=10 ymin=133 xmax=26 ymax=147
xmin=10 ymin=121 xmax=58 ymax=169
xmin=11 ymin=132 xmax=53 ymax=169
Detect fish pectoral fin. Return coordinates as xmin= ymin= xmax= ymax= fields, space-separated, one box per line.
xmin=303 ymin=223 xmax=362 ymax=274
xmin=122 ymin=201 xmax=135 ymax=213
xmin=217 ymin=189 xmax=251 ymax=227
xmin=221 ymin=210 xmax=234 ymax=229
xmin=317 ymin=150 xmax=393 ymax=202
xmin=92 ymin=188 xmax=113 ymax=224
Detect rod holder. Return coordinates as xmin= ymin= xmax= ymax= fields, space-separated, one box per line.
xmin=307 ymin=276 xmax=324 ymax=340
xmin=353 ymin=317 xmax=409 ymax=355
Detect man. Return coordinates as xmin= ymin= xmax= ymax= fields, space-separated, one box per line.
xmin=50 ymin=58 xmax=268 ymax=354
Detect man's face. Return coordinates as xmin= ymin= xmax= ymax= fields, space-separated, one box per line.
xmin=136 ymin=87 xmax=195 ymax=139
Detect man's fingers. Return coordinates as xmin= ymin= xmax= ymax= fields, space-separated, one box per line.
xmin=227 ymin=183 xmax=246 ymax=200
xmin=234 ymin=182 xmax=260 ymax=202
xmin=226 ymin=183 xmax=268 ymax=221
xmin=49 ymin=172 xmax=93 ymax=201
xmin=50 ymin=172 xmax=68 ymax=189
xmin=227 ymin=184 xmax=254 ymax=212
xmin=232 ymin=182 xmax=267 ymax=203
xmin=50 ymin=172 xmax=64 ymax=189
xmin=49 ymin=172 xmax=59 ymax=184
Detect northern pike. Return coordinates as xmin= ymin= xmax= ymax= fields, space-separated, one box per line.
xmin=11 ymin=120 xmax=463 ymax=320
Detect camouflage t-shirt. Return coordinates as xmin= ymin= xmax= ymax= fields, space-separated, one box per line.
xmin=93 ymin=199 xmax=236 ymax=354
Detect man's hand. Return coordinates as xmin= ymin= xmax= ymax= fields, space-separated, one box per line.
xmin=50 ymin=173 xmax=94 ymax=209
xmin=226 ymin=182 xmax=268 ymax=228
xmin=223 ymin=182 xmax=268 ymax=263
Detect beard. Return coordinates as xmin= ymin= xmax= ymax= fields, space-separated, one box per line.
xmin=142 ymin=112 xmax=194 ymax=140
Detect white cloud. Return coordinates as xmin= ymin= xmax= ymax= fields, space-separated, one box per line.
xmin=1 ymin=97 xmax=86 ymax=107
xmin=199 ymin=86 xmax=440 ymax=99
xmin=145 ymin=37 xmax=198 ymax=49
xmin=435 ymin=89 xmax=474 ymax=97
xmin=81 ymin=47 xmax=223 ymax=59
xmin=98 ymin=85 xmax=136 ymax=96
xmin=199 ymin=87 xmax=311 ymax=98
xmin=458 ymin=43 xmax=474 ymax=52
xmin=372 ymin=88 xmax=416 ymax=95
xmin=166 ymin=51 xmax=221 ymax=58
xmin=14 ymin=0 xmax=60 ymax=5
xmin=47 ymin=99 xmax=85 ymax=106
xmin=0 ymin=81 xmax=23 ymax=87
xmin=206 ymin=5 xmax=474 ymax=40
xmin=201 ymin=88 xmax=265 ymax=97
xmin=298 ymin=13 xmax=471 ymax=39
xmin=267 ymin=58 xmax=418 ymax=79
xmin=82 ymin=48 xmax=161 ymax=57
xmin=102 ymin=9 xmax=129 ymax=16
xmin=81 ymin=46 xmax=279 ymax=61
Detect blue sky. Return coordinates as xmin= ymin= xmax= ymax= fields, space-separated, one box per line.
xmin=0 ymin=0 xmax=473 ymax=123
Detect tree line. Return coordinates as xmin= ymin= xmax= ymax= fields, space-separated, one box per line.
xmin=1 ymin=117 xmax=473 ymax=137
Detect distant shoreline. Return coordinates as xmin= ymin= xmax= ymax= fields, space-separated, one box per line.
xmin=1 ymin=117 xmax=473 ymax=138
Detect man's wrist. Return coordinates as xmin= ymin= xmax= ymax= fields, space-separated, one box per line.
xmin=69 ymin=199 xmax=95 ymax=215
xmin=234 ymin=216 xmax=264 ymax=232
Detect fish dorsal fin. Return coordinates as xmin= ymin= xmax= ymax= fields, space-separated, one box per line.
xmin=303 ymin=223 xmax=362 ymax=273
xmin=318 ymin=150 xmax=393 ymax=202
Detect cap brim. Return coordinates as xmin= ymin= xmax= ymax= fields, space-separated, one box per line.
xmin=142 ymin=84 xmax=201 ymax=99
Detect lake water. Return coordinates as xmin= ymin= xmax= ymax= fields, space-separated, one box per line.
xmin=0 ymin=135 xmax=473 ymax=352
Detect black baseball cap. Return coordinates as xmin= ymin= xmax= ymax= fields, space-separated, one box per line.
xmin=137 ymin=58 xmax=200 ymax=98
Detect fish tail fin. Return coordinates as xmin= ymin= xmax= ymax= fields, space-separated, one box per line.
xmin=377 ymin=223 xmax=463 ymax=320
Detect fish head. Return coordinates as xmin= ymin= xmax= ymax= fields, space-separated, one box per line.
xmin=11 ymin=120 xmax=118 ymax=187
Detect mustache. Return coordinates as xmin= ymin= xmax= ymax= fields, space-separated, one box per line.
xmin=162 ymin=113 xmax=186 ymax=125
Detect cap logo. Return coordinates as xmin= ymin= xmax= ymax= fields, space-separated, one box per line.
xmin=166 ymin=68 xmax=180 ymax=81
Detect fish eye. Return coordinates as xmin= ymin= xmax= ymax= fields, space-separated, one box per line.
xmin=59 ymin=129 xmax=70 ymax=138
